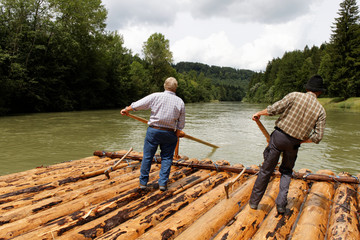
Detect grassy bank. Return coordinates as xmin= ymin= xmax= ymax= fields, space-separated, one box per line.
xmin=318 ymin=97 xmax=360 ymax=112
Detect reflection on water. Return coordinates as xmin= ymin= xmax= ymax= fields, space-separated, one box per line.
xmin=0 ymin=102 xmax=359 ymax=176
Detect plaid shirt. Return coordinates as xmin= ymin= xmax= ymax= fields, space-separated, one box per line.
xmin=131 ymin=90 xmax=185 ymax=130
xmin=267 ymin=92 xmax=326 ymax=143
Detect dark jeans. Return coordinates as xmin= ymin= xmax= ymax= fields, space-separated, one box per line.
xmin=140 ymin=127 xmax=178 ymax=187
xmin=250 ymin=129 xmax=301 ymax=207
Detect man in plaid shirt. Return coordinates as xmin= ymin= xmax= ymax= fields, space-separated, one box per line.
xmin=249 ymin=75 xmax=326 ymax=214
xmin=121 ymin=77 xmax=185 ymax=191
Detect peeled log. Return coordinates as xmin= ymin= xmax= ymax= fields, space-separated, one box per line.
xmin=174 ymin=174 xmax=258 ymax=240
xmin=55 ymin=168 xmax=211 ymax=240
xmin=212 ymin=177 xmax=280 ymax=240
xmin=290 ymin=170 xmax=335 ymax=240
xmin=326 ymin=172 xmax=360 ymax=240
xmin=137 ymin=170 xmax=248 ymax=240
xmin=0 ymin=166 xmax=165 ymax=239
xmin=0 ymin=163 xmax=138 ymax=215
xmin=96 ymin=171 xmax=232 ymax=240
xmin=251 ymin=179 xmax=308 ymax=240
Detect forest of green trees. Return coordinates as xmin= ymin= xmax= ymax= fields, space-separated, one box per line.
xmin=0 ymin=0 xmax=253 ymax=116
xmin=246 ymin=0 xmax=360 ymax=103
xmin=0 ymin=0 xmax=359 ymax=116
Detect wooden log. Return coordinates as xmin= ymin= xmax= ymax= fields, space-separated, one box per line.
xmin=211 ymin=178 xmax=280 ymax=240
xmin=251 ymin=179 xmax=308 ymax=240
xmin=94 ymin=152 xmax=360 ymax=184
xmin=326 ymin=172 xmax=360 ymax=240
xmin=10 ymin=166 xmax=195 ymax=240
xmin=95 ymin=171 xmax=233 ymax=239
xmin=0 ymin=162 xmax=139 ymax=215
xmin=0 ymin=162 xmax=148 ymax=226
xmin=290 ymin=170 xmax=335 ymax=240
xmin=137 ymin=171 xmax=249 ymax=240
xmin=173 ymin=174 xmax=258 ymax=240
xmin=55 ymin=168 xmax=216 ymax=240
xmin=0 ymin=156 xmax=104 ymax=188
xmin=0 ymin=165 xmax=168 ymax=239
xmin=0 ymin=156 xmax=128 ymax=197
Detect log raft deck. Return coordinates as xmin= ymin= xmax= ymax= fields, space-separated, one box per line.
xmin=0 ymin=150 xmax=360 ymax=240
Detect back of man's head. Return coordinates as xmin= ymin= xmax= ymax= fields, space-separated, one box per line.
xmin=164 ymin=77 xmax=178 ymax=92
xmin=304 ymin=75 xmax=326 ymax=93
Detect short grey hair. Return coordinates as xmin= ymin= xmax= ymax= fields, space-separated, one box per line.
xmin=164 ymin=77 xmax=178 ymax=92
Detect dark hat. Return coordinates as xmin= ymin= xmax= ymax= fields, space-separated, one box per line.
xmin=304 ymin=75 xmax=326 ymax=92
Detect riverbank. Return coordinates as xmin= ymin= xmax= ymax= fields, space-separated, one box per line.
xmin=318 ymin=97 xmax=360 ymax=112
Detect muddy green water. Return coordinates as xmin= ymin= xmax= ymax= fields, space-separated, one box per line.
xmin=1 ymin=102 xmax=359 ymax=176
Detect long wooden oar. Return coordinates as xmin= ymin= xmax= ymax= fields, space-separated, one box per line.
xmin=254 ymin=117 xmax=270 ymax=142
xmin=125 ymin=113 xmax=219 ymax=148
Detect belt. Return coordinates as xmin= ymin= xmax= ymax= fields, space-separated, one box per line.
xmin=149 ymin=125 xmax=175 ymax=132
xmin=275 ymin=127 xmax=301 ymax=141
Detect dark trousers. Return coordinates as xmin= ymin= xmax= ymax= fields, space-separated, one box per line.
xmin=250 ymin=129 xmax=301 ymax=207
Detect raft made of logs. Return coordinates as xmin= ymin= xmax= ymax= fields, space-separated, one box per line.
xmin=0 ymin=150 xmax=359 ymax=240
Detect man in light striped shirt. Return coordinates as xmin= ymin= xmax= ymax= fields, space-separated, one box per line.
xmin=249 ymin=75 xmax=326 ymax=214
xmin=120 ymin=77 xmax=185 ymax=191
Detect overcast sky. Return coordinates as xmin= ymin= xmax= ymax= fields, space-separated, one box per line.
xmin=101 ymin=0 xmax=345 ymax=71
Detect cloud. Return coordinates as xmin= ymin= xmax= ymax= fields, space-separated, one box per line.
xmin=101 ymin=0 xmax=341 ymax=71
xmin=189 ymin=0 xmax=318 ymax=24
xmin=102 ymin=0 xmax=179 ymax=29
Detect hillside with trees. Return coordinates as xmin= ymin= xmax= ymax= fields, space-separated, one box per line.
xmin=0 ymin=0 xmax=358 ymax=115
xmin=0 ymin=0 xmax=253 ymax=116
xmin=246 ymin=0 xmax=360 ymax=103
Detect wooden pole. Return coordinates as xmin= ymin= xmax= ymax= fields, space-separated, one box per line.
xmin=125 ymin=113 xmax=220 ymax=148
xmin=254 ymin=117 xmax=270 ymax=142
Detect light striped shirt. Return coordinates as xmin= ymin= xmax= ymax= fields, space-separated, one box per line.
xmin=131 ymin=90 xmax=185 ymax=130
xmin=267 ymin=92 xmax=326 ymax=143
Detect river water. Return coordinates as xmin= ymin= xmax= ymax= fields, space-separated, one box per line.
xmin=1 ymin=102 xmax=359 ymax=176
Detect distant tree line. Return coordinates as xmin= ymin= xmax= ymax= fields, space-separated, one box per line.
xmin=1 ymin=0 xmax=358 ymax=116
xmin=0 ymin=0 xmax=253 ymax=116
xmin=246 ymin=0 xmax=360 ymax=103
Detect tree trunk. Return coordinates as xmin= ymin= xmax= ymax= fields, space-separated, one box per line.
xmin=326 ymin=173 xmax=360 ymax=240
xmin=212 ymin=178 xmax=280 ymax=240
xmin=251 ymin=179 xmax=308 ymax=240
xmin=290 ymin=170 xmax=335 ymax=240
xmin=174 ymin=175 xmax=258 ymax=240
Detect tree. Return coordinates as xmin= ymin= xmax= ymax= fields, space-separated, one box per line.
xmin=328 ymin=0 xmax=360 ymax=98
xmin=142 ymin=33 xmax=176 ymax=91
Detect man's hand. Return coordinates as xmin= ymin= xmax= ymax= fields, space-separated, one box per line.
xmin=301 ymin=139 xmax=313 ymax=144
xmin=120 ymin=106 xmax=132 ymax=115
xmin=176 ymin=130 xmax=185 ymax=138
xmin=252 ymin=109 xmax=268 ymax=121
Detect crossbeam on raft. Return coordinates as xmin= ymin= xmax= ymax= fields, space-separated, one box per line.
xmin=94 ymin=151 xmax=360 ymax=184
